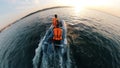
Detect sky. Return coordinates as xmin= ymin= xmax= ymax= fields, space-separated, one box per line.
xmin=0 ymin=0 xmax=120 ymax=30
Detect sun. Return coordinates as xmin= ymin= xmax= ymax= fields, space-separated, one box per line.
xmin=72 ymin=3 xmax=85 ymax=13
xmin=58 ymin=0 xmax=87 ymax=13
xmin=57 ymin=0 xmax=110 ymax=13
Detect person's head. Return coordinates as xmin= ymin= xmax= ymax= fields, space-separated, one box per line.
xmin=54 ymin=14 xmax=57 ymax=18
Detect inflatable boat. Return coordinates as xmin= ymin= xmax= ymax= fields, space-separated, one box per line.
xmin=41 ymin=20 xmax=67 ymax=55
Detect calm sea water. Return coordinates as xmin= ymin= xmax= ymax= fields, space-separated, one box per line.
xmin=0 ymin=7 xmax=120 ymax=68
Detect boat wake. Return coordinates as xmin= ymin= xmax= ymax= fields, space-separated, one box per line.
xmin=32 ymin=20 xmax=71 ymax=68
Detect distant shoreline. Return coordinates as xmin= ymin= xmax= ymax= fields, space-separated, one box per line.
xmin=0 ymin=6 xmax=71 ymax=33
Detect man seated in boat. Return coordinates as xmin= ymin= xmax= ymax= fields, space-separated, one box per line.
xmin=53 ymin=20 xmax=63 ymax=45
xmin=46 ymin=20 xmax=63 ymax=45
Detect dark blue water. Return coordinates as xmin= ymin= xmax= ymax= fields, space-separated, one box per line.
xmin=0 ymin=7 xmax=120 ymax=68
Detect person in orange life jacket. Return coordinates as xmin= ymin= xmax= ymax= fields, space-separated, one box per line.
xmin=53 ymin=21 xmax=62 ymax=44
xmin=46 ymin=20 xmax=62 ymax=44
xmin=52 ymin=14 xmax=59 ymax=28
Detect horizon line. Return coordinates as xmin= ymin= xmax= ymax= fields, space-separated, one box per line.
xmin=0 ymin=6 xmax=72 ymax=32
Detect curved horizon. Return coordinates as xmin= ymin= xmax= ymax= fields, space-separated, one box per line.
xmin=0 ymin=5 xmax=120 ymax=32
xmin=0 ymin=6 xmax=71 ymax=32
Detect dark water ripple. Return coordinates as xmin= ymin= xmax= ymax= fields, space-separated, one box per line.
xmin=67 ymin=22 xmax=120 ymax=68
xmin=0 ymin=20 xmax=51 ymax=68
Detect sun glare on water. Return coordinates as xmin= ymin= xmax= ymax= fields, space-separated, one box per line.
xmin=57 ymin=0 xmax=109 ymax=13
xmin=72 ymin=3 xmax=85 ymax=13
xmin=60 ymin=0 xmax=87 ymax=13
xmin=69 ymin=1 xmax=88 ymax=15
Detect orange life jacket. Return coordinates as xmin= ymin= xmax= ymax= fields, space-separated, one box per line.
xmin=52 ymin=18 xmax=58 ymax=27
xmin=53 ymin=28 xmax=62 ymax=40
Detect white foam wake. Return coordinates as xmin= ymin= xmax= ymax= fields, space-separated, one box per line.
xmin=32 ymin=20 xmax=72 ymax=68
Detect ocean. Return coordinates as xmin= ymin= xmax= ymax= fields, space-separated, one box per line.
xmin=0 ymin=7 xmax=120 ymax=68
